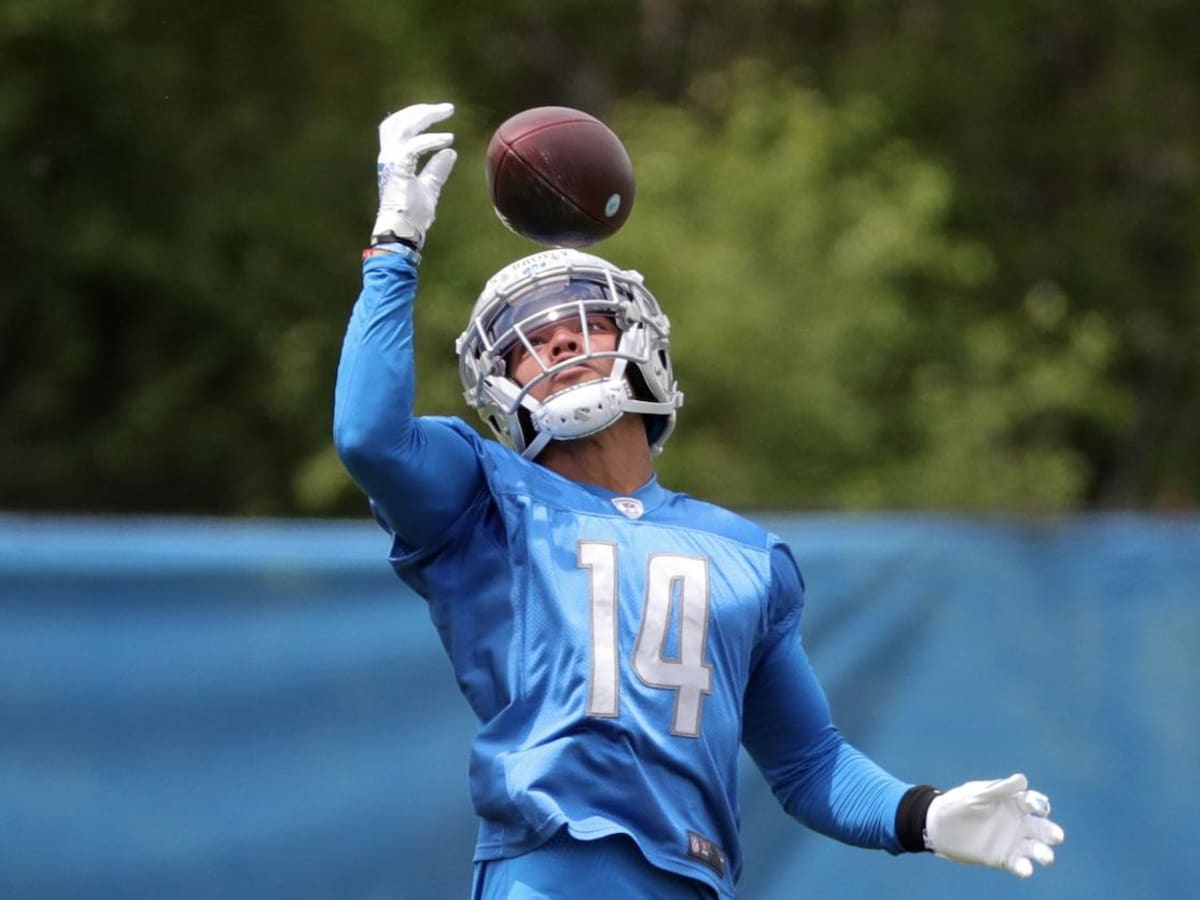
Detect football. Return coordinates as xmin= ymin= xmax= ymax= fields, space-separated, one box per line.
xmin=485 ymin=106 xmax=635 ymax=248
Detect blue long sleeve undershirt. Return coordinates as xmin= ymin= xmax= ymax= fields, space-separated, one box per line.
xmin=333 ymin=254 xmax=483 ymax=547
xmin=742 ymin=584 xmax=909 ymax=853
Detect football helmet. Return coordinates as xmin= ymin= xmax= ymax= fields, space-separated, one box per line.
xmin=456 ymin=248 xmax=683 ymax=459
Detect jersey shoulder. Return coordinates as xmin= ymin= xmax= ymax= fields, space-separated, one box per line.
xmin=657 ymin=489 xmax=805 ymax=621
xmin=422 ymin=415 xmax=529 ymax=482
xmin=426 ymin=416 xmax=587 ymax=506
xmin=655 ymin=489 xmax=774 ymax=551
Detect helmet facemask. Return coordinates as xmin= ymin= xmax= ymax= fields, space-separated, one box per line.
xmin=457 ymin=249 xmax=683 ymax=459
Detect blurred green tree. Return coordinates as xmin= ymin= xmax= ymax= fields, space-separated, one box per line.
xmin=0 ymin=0 xmax=1189 ymax=514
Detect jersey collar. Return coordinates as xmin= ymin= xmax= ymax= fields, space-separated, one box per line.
xmin=575 ymin=474 xmax=671 ymax=519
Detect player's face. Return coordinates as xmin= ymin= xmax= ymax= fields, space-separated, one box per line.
xmin=508 ymin=314 xmax=620 ymax=401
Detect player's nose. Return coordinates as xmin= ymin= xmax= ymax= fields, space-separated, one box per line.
xmin=546 ymin=325 xmax=581 ymax=359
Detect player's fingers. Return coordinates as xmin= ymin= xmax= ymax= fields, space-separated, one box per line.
xmin=393 ymin=102 xmax=455 ymax=136
xmin=970 ymin=773 xmax=1028 ymax=806
xmin=1025 ymin=815 xmax=1065 ymax=846
xmin=411 ymin=101 xmax=456 ymax=131
xmin=419 ymin=148 xmax=458 ymax=193
xmin=1005 ymin=855 xmax=1034 ymax=879
xmin=1026 ymin=839 xmax=1056 ymax=868
xmin=379 ymin=103 xmax=454 ymax=147
xmin=405 ymin=132 xmax=455 ymax=160
xmin=1018 ymin=789 xmax=1051 ymax=817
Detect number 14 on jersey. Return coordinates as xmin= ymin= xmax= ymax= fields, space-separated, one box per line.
xmin=577 ymin=541 xmax=713 ymax=737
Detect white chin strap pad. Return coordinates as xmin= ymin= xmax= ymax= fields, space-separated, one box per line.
xmin=529 ymin=378 xmax=629 ymax=441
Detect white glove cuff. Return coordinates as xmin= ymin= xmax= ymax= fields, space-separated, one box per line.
xmin=370 ymin=213 xmax=423 ymax=250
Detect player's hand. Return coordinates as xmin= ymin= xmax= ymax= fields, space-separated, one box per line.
xmin=371 ymin=102 xmax=458 ymax=249
xmin=925 ymin=773 xmax=1064 ymax=878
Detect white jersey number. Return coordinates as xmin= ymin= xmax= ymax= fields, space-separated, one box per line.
xmin=577 ymin=541 xmax=713 ymax=737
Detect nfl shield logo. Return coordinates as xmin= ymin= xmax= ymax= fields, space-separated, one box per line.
xmin=610 ymin=497 xmax=644 ymax=519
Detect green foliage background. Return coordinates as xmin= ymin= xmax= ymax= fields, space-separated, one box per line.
xmin=2 ymin=1 xmax=1196 ymax=515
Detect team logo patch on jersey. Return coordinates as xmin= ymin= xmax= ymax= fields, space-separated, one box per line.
xmin=686 ymin=830 xmax=727 ymax=877
xmin=610 ymin=497 xmax=644 ymax=519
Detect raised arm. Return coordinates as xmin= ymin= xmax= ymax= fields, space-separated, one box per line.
xmin=333 ymin=103 xmax=484 ymax=548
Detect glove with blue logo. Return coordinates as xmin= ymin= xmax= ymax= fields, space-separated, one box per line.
xmin=371 ymin=102 xmax=457 ymax=249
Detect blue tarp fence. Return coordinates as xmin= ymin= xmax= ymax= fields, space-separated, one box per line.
xmin=2 ymin=514 xmax=1197 ymax=899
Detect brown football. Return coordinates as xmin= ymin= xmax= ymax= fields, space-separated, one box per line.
xmin=485 ymin=106 xmax=635 ymax=248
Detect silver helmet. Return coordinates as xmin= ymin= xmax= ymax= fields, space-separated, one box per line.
xmin=456 ymin=248 xmax=683 ymax=459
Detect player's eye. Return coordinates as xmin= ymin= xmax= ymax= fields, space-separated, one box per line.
xmin=587 ymin=317 xmax=615 ymax=333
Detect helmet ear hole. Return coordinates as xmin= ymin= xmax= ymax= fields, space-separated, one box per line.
xmin=625 ymin=363 xmax=653 ymax=404
xmin=624 ymin=364 xmax=666 ymax=445
xmin=516 ymin=406 xmax=537 ymax=450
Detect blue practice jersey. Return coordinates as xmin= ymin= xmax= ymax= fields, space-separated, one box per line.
xmin=334 ymin=254 xmax=912 ymax=898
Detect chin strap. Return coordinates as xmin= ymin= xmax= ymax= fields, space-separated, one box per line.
xmin=522 ymin=378 xmax=627 ymax=459
xmin=521 ymin=429 xmax=555 ymax=461
xmin=520 ymin=384 xmax=681 ymax=462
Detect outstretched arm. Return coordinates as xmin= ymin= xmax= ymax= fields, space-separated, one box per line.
xmin=741 ymin=547 xmax=911 ymax=853
xmin=743 ymin=543 xmax=1064 ymax=876
xmin=333 ymin=103 xmax=483 ymax=548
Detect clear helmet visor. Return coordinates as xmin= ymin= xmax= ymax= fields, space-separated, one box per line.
xmin=482 ymin=276 xmax=632 ymax=363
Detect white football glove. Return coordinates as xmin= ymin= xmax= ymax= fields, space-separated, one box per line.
xmin=925 ymin=773 xmax=1065 ymax=879
xmin=371 ymin=102 xmax=458 ymax=249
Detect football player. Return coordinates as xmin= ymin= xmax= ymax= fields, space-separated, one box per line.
xmin=333 ymin=102 xmax=1064 ymax=899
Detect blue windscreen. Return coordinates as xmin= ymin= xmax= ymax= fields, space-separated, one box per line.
xmin=2 ymin=514 xmax=1196 ymax=899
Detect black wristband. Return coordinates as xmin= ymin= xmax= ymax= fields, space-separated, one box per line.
xmin=371 ymin=231 xmax=420 ymax=250
xmin=895 ymin=784 xmax=941 ymax=853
